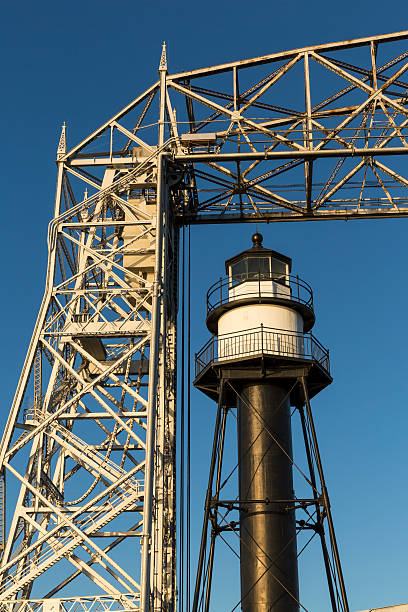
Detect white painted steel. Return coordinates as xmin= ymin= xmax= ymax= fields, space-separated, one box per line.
xmin=228 ymin=279 xmax=291 ymax=301
xmin=0 ymin=118 xmax=177 ymax=611
xmin=356 ymin=606 xmax=408 ymax=612
xmin=218 ymin=278 xmax=305 ymax=360
xmin=43 ymin=601 xmax=60 ymax=612
xmin=0 ymin=596 xmax=141 ymax=612
xmin=218 ymin=303 xmax=303 ymax=337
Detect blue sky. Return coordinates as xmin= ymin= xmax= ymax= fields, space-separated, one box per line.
xmin=2 ymin=1 xmax=408 ymax=610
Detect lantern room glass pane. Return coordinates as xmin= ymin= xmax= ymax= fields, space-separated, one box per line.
xmin=230 ymin=256 xmax=270 ymax=284
xmin=271 ymin=258 xmax=288 ymax=284
xmin=247 ymin=257 xmax=270 ymax=279
xmin=230 ymin=259 xmax=246 ymax=283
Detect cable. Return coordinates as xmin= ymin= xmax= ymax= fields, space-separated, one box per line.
xmin=179 ymin=223 xmax=185 ymax=610
xmin=187 ymin=223 xmax=192 ymax=611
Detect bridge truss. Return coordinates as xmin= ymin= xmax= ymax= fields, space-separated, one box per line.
xmin=2 ymin=30 xmax=408 ymax=612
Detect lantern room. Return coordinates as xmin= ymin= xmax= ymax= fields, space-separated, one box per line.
xmin=226 ymin=231 xmax=291 ymax=286
xmin=205 ymin=233 xmax=315 ymax=337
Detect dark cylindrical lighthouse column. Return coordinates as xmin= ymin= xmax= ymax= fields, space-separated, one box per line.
xmin=238 ymin=382 xmax=299 ymax=612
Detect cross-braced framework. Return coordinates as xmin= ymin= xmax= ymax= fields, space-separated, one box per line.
xmin=192 ymin=376 xmax=348 ymax=612
xmin=168 ymin=31 xmax=408 ymax=223
xmin=3 ymin=31 xmax=408 ymax=612
xmin=0 ymin=150 xmax=179 ymax=608
xmin=0 ymin=53 xmax=178 ymax=611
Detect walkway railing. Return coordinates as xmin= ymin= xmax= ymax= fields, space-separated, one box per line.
xmin=0 ymin=595 xmax=140 ymax=612
xmin=195 ymin=326 xmax=330 ymax=377
xmin=206 ymin=273 xmax=314 ymax=315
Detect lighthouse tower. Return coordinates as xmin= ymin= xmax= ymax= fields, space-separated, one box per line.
xmin=193 ymin=234 xmax=343 ymax=612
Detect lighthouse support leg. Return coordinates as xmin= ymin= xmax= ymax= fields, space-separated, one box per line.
xmin=192 ymin=382 xmax=226 ymax=612
xmin=299 ymin=377 xmax=350 ymax=612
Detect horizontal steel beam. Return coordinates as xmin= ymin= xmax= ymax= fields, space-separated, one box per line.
xmin=175 ymin=146 xmax=408 ymax=162
xmin=69 ymin=157 xmax=136 ymax=167
xmin=57 ymin=412 xmax=148 ymax=419
xmin=68 ymin=146 xmax=408 ymax=167
xmin=184 ymin=208 xmax=408 ymax=224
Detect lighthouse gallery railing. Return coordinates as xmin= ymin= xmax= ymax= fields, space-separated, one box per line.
xmin=206 ymin=273 xmax=314 ymax=315
xmin=195 ymin=326 xmax=330 ymax=377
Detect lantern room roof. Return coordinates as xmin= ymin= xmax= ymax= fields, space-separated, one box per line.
xmin=224 ymin=233 xmax=292 ymax=274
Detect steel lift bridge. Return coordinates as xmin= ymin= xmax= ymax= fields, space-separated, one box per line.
xmin=2 ymin=29 xmax=408 ymax=612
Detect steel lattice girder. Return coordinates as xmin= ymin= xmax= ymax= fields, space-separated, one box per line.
xmin=60 ymin=30 xmax=408 ymax=224
xmin=3 ymin=30 xmax=408 ymax=612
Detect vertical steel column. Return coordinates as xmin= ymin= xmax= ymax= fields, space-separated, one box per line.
xmin=152 ymin=167 xmax=178 ymax=610
xmin=141 ymin=43 xmax=171 ymax=611
xmin=141 ymin=154 xmax=166 ymax=612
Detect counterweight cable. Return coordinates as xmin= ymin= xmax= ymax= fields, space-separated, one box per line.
xmin=179 ymin=224 xmax=186 ymax=610
xmin=187 ymin=224 xmax=192 ymax=612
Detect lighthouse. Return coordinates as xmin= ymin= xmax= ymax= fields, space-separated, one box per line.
xmin=194 ymin=234 xmax=333 ymax=612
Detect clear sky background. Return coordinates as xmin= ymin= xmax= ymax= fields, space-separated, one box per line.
xmin=2 ymin=2 xmax=408 ymax=611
